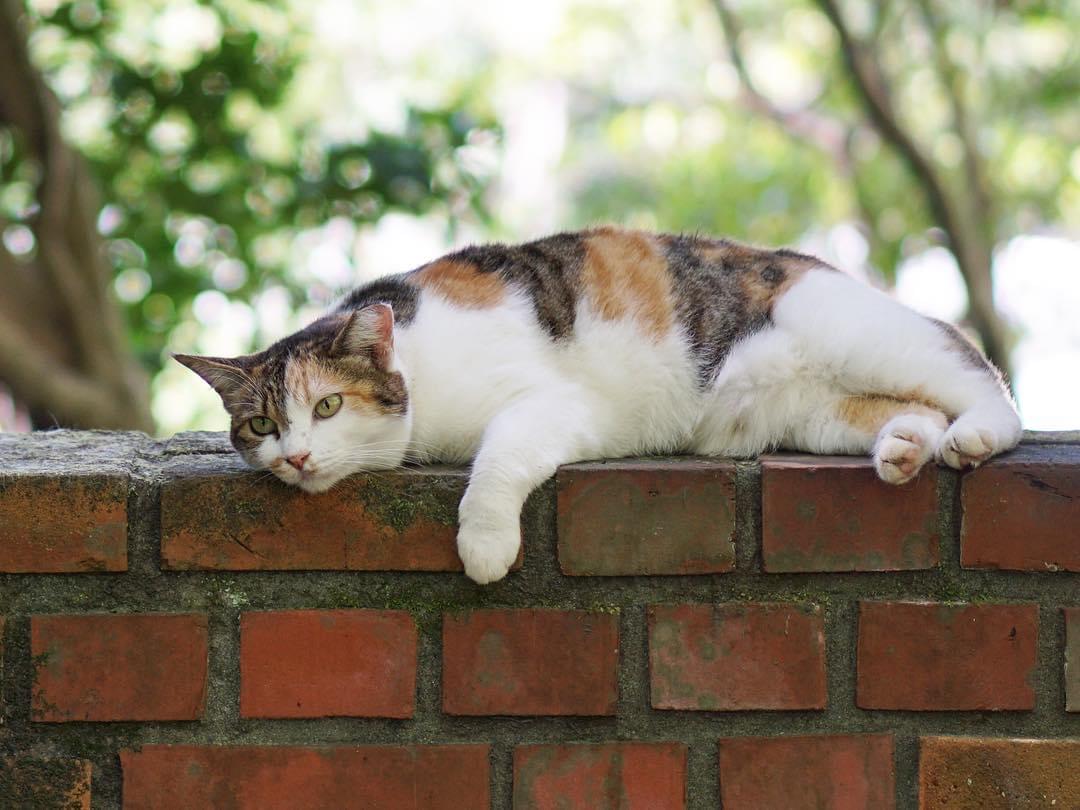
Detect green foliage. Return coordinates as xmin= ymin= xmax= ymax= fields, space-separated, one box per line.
xmin=8 ymin=0 xmax=494 ymax=378
xmin=564 ymin=0 xmax=1078 ymax=283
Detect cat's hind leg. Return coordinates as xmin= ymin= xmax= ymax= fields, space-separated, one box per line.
xmin=836 ymin=395 xmax=948 ymax=484
xmin=692 ymin=326 xmax=946 ymax=483
xmin=772 ymin=268 xmax=1021 ymax=473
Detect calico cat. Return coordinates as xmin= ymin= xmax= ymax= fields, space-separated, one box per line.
xmin=176 ymin=226 xmax=1022 ymax=583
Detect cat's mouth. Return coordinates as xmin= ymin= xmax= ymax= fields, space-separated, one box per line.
xmin=270 ymin=460 xmax=339 ymax=494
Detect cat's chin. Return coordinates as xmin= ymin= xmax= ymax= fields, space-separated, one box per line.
xmin=265 ymin=467 xmax=344 ymax=494
xmin=295 ymin=475 xmax=339 ymax=494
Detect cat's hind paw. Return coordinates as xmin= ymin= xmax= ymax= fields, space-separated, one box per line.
xmin=873 ymin=414 xmax=943 ymax=485
xmin=457 ymin=523 xmax=519 ymax=585
xmin=937 ymin=423 xmax=996 ymax=470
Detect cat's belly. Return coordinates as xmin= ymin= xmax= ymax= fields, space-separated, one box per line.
xmin=689 ymin=325 xmax=837 ymax=457
xmin=556 ymin=306 xmax=705 ymax=458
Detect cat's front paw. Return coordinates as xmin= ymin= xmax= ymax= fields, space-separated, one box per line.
xmin=457 ymin=522 xmax=520 ymax=584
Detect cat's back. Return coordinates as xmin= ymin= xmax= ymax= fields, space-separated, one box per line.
xmin=332 ymin=226 xmax=820 ymax=390
xmin=339 ymin=226 xmax=823 ymax=367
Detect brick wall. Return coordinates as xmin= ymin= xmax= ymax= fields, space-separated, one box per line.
xmin=1 ymin=429 xmax=1078 ymax=809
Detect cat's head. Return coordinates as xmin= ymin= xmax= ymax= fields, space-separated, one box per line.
xmin=175 ymin=303 xmax=410 ymax=493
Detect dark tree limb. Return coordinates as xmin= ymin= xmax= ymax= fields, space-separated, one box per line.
xmin=914 ymin=0 xmax=994 ymax=236
xmin=0 ymin=0 xmax=152 ymax=430
xmin=712 ymin=0 xmax=852 ymax=168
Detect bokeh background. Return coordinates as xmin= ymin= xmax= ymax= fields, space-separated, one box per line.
xmin=0 ymin=0 xmax=1077 ymax=435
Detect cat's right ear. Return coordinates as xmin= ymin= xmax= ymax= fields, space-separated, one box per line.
xmin=330 ymin=304 xmax=396 ymax=370
xmin=173 ymin=354 xmax=254 ymax=406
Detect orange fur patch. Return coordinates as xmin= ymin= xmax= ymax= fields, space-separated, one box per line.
xmin=413 ymin=259 xmax=506 ymax=309
xmin=582 ymin=227 xmax=674 ymax=339
xmin=837 ymin=394 xmax=947 ymax=436
xmin=340 ymin=383 xmax=382 ymax=414
xmin=285 ymin=357 xmax=385 ymax=414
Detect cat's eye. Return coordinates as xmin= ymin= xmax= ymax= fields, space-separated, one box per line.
xmin=249 ymin=416 xmax=277 ymax=435
xmin=315 ymin=393 xmax=343 ymax=419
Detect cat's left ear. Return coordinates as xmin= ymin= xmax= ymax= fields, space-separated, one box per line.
xmin=332 ymin=303 xmax=395 ymax=370
xmin=173 ymin=354 xmax=254 ymax=406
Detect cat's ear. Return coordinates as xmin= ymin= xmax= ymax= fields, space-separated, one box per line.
xmin=173 ymin=354 xmax=255 ymax=406
xmin=331 ymin=304 xmax=395 ymax=370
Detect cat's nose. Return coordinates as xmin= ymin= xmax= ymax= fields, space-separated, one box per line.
xmin=285 ymin=452 xmax=310 ymax=471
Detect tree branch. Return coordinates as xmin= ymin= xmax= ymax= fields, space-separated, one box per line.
xmin=813 ymin=0 xmax=957 ymax=236
xmin=712 ymin=0 xmax=852 ymax=168
xmin=913 ymin=0 xmax=994 ymax=233
xmin=0 ymin=0 xmax=153 ymax=429
xmin=0 ymin=306 xmax=135 ymax=429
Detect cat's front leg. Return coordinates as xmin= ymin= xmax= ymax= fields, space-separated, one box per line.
xmin=458 ymin=392 xmax=595 ymax=584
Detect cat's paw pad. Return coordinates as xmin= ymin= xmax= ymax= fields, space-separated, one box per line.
xmin=938 ymin=424 xmax=996 ymax=470
xmin=457 ymin=524 xmax=519 ymax=585
xmin=875 ymin=434 xmax=926 ymax=485
xmin=873 ymin=414 xmax=940 ymax=485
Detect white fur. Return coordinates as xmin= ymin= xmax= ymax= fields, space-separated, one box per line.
xmin=266 ymin=267 xmax=1021 ymax=583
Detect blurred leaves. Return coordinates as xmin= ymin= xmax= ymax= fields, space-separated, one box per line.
xmin=564 ymin=0 xmax=1078 ymax=286
xmin=4 ymin=0 xmax=495 ymax=383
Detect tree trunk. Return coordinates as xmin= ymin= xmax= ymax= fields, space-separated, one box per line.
xmin=0 ymin=0 xmax=152 ymax=431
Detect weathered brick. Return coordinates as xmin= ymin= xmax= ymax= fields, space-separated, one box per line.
xmin=718 ymin=734 xmax=895 ymax=810
xmin=443 ymin=609 xmax=618 ymax=716
xmin=857 ymin=601 xmax=1037 ymax=710
xmin=514 ymin=743 xmax=687 ymax=810
xmin=160 ymin=465 xmax=470 ymax=571
xmin=557 ymin=460 xmax=735 ymax=575
xmin=0 ymin=756 xmax=92 ymax=809
xmin=0 ymin=475 xmax=127 ymax=573
xmin=648 ymin=603 xmax=826 ymax=710
xmin=919 ymin=737 xmax=1080 ymax=808
xmin=240 ymin=610 xmax=416 ymax=718
xmin=31 ymin=614 xmax=208 ymax=722
xmin=1066 ymin=608 xmax=1080 ymax=712
xmin=761 ymin=455 xmax=939 ymax=572
xmin=120 ymin=745 xmax=489 ymax=810
xmin=961 ymin=445 xmax=1080 ymax=571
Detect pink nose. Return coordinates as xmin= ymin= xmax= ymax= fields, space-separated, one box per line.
xmin=286 ymin=452 xmax=310 ymax=471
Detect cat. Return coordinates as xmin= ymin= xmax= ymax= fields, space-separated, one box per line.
xmin=176 ymin=225 xmax=1022 ymax=584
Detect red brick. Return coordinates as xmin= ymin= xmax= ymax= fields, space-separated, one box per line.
xmin=240 ymin=610 xmax=416 ymax=719
xmin=761 ymin=455 xmax=939 ymax=572
xmin=160 ymin=467 xmax=472 ymax=571
xmin=557 ymin=460 xmax=735 ymax=575
xmin=919 ymin=737 xmax=1080 ymax=808
xmin=443 ymin=609 xmax=618 ymax=716
xmin=961 ymin=445 xmax=1080 ymax=571
xmin=719 ymin=734 xmax=895 ymax=810
xmin=857 ymin=601 xmax=1037 ymax=710
xmin=514 ymin=743 xmax=687 ymax=810
xmin=120 ymin=745 xmax=489 ymax=810
xmin=0 ymin=475 xmax=127 ymax=572
xmin=0 ymin=756 xmax=92 ymax=809
xmin=648 ymin=603 xmax=826 ymax=710
xmin=1066 ymin=608 xmax=1080 ymax=712
xmin=31 ymin=614 xmax=208 ymax=721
